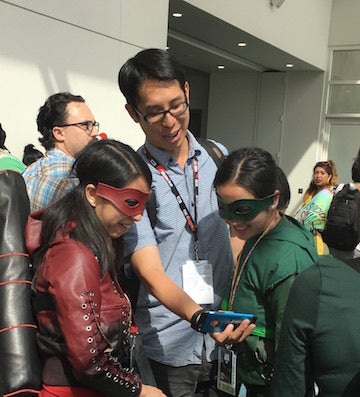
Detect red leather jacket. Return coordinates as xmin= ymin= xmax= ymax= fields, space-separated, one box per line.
xmin=25 ymin=212 xmax=142 ymax=396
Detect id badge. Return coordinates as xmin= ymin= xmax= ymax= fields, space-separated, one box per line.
xmin=182 ymin=260 xmax=214 ymax=304
xmin=217 ymin=346 xmax=237 ymax=395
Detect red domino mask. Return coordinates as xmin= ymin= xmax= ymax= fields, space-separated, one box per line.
xmin=95 ymin=182 xmax=152 ymax=217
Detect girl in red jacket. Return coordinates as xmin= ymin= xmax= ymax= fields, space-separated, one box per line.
xmin=26 ymin=139 xmax=165 ymax=397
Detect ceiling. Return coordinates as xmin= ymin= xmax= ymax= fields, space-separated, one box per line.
xmin=167 ymin=0 xmax=320 ymax=74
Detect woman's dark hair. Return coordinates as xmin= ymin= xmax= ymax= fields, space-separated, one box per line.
xmin=352 ymin=149 xmax=360 ymax=183
xmin=304 ymin=160 xmax=338 ymax=199
xmin=0 ymin=123 xmax=7 ymax=150
xmin=22 ymin=144 xmax=44 ymax=166
xmin=118 ymin=48 xmax=186 ymax=108
xmin=276 ymin=166 xmax=290 ymax=213
xmin=214 ymin=147 xmax=277 ymax=198
xmin=40 ymin=139 xmax=152 ymax=277
xmin=37 ymin=92 xmax=85 ymax=150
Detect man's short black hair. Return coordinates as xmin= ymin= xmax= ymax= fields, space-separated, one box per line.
xmin=118 ymin=48 xmax=186 ymax=108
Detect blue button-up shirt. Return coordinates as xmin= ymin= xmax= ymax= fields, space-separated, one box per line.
xmin=123 ymin=132 xmax=233 ymax=366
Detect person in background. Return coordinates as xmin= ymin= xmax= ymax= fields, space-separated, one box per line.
xmin=294 ymin=160 xmax=338 ymax=254
xmin=0 ymin=122 xmax=26 ymax=172
xmin=22 ymin=143 xmax=44 ymax=166
xmin=23 ymin=92 xmax=100 ymax=212
xmin=214 ymin=147 xmax=318 ymax=397
xmin=272 ymin=254 xmax=360 ymax=397
xmin=25 ymin=139 xmax=166 ymax=397
xmin=118 ymin=48 xmax=251 ymax=397
xmin=325 ymin=149 xmax=360 ymax=260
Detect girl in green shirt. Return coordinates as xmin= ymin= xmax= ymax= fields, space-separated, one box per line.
xmin=214 ymin=147 xmax=318 ymax=397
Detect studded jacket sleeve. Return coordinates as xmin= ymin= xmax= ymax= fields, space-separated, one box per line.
xmin=35 ymin=237 xmax=142 ymax=396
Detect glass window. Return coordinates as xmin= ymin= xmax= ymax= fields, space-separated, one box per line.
xmin=331 ymin=50 xmax=360 ymax=81
xmin=328 ymin=85 xmax=360 ymax=114
xmin=327 ymin=49 xmax=360 ymax=116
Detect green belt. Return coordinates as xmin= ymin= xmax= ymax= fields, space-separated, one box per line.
xmin=252 ymin=326 xmax=274 ymax=339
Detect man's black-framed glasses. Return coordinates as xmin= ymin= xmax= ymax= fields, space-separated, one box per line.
xmin=136 ymin=100 xmax=189 ymax=124
xmin=58 ymin=120 xmax=100 ymax=134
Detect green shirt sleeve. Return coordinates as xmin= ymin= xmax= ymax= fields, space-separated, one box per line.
xmin=271 ymin=264 xmax=320 ymax=397
xmin=266 ymin=274 xmax=296 ymax=349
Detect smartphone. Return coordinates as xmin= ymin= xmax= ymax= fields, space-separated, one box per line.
xmin=198 ymin=310 xmax=256 ymax=333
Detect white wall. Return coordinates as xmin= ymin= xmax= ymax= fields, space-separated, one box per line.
xmin=205 ymin=69 xmax=326 ymax=214
xmin=282 ymin=72 xmax=326 ymax=213
xmin=0 ymin=0 xmax=168 ymax=159
xmin=186 ymin=1 xmax=334 ymax=213
xmin=185 ymin=0 xmax=333 ymax=71
xmin=0 ymin=0 xmax=344 ymax=215
xmin=207 ymin=72 xmax=260 ymax=149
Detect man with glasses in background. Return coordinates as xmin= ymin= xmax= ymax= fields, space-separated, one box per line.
xmin=23 ymin=92 xmax=100 ymax=212
xmin=118 ymin=48 xmax=235 ymax=397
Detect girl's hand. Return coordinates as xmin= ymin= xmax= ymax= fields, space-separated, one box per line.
xmin=139 ymin=384 xmax=167 ymax=397
xmin=210 ymin=319 xmax=256 ymax=345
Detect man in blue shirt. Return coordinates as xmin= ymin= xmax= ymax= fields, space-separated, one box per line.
xmin=23 ymin=92 xmax=100 ymax=212
xmin=118 ymin=49 xmax=235 ymax=397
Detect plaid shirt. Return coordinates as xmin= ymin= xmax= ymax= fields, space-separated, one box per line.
xmin=23 ymin=148 xmax=78 ymax=212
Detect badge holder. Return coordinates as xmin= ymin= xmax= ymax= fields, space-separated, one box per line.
xmin=217 ymin=346 xmax=237 ymax=395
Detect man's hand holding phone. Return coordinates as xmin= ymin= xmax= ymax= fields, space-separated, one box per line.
xmin=190 ymin=310 xmax=256 ymax=344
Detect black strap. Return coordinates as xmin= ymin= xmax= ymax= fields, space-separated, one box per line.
xmin=343 ymin=257 xmax=360 ymax=273
xmin=146 ymin=191 xmax=157 ymax=229
xmin=32 ymin=291 xmax=56 ymax=313
xmin=198 ymin=138 xmax=225 ymax=168
xmin=190 ymin=308 xmax=206 ymax=333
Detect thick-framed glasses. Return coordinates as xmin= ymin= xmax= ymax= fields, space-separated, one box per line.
xmin=136 ymin=100 xmax=189 ymax=124
xmin=57 ymin=120 xmax=100 ymax=134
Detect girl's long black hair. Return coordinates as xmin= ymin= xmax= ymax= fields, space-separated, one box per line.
xmin=40 ymin=139 xmax=152 ymax=278
xmin=214 ymin=147 xmax=277 ymax=198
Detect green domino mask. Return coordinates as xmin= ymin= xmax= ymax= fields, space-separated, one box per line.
xmin=217 ymin=193 xmax=275 ymax=222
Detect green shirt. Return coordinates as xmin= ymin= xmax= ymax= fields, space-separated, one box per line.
xmin=229 ymin=215 xmax=318 ymax=341
xmin=0 ymin=151 xmax=26 ymax=173
xmin=273 ymin=255 xmax=360 ymax=397
xmin=223 ymin=215 xmax=318 ymax=386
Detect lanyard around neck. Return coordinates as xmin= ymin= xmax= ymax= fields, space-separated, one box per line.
xmin=228 ymin=214 xmax=279 ymax=310
xmin=144 ymin=147 xmax=200 ymax=260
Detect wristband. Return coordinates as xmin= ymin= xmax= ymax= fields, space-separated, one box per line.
xmin=190 ymin=308 xmax=206 ymax=333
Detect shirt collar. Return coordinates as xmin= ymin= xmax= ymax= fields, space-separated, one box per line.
xmin=48 ymin=148 xmax=75 ymax=161
xmin=144 ymin=131 xmax=202 ymax=166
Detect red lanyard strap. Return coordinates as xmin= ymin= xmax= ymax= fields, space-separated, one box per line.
xmin=144 ymin=148 xmax=200 ymax=260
